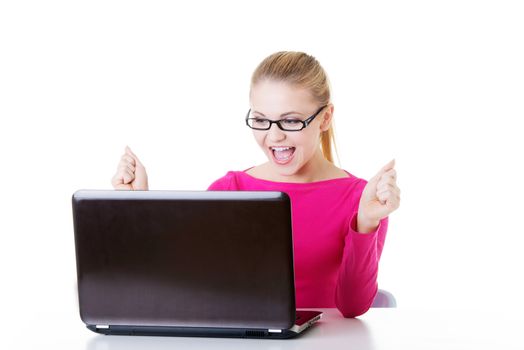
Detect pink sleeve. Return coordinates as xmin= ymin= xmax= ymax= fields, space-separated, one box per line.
xmin=334 ymin=211 xmax=389 ymax=318
xmin=206 ymin=172 xmax=234 ymax=191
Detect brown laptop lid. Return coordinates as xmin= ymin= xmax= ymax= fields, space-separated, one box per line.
xmin=72 ymin=190 xmax=296 ymax=329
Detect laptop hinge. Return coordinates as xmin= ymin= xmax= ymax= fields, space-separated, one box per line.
xmin=268 ymin=329 xmax=282 ymax=333
xmin=95 ymin=325 xmax=110 ymax=329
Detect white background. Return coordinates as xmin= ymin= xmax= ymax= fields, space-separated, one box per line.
xmin=1 ymin=0 xmax=523 ymax=348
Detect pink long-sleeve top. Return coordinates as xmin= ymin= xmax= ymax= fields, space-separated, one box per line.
xmin=207 ymin=167 xmax=388 ymax=318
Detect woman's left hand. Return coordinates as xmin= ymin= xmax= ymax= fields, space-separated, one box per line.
xmin=357 ymin=159 xmax=401 ymax=231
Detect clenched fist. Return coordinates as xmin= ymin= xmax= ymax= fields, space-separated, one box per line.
xmin=111 ymin=146 xmax=149 ymax=190
xmin=357 ymin=159 xmax=401 ymax=233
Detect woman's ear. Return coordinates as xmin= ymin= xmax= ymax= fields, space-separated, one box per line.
xmin=319 ymin=104 xmax=334 ymax=132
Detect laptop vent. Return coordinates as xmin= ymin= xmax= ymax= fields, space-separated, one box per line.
xmin=245 ymin=330 xmax=267 ymax=337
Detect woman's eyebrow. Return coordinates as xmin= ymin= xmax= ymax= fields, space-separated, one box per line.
xmin=252 ymin=110 xmax=303 ymax=117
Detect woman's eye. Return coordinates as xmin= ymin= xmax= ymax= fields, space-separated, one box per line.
xmin=283 ymin=119 xmax=301 ymax=124
xmin=253 ymin=118 xmax=268 ymax=125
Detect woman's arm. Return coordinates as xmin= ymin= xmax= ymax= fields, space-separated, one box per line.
xmin=335 ymin=159 xmax=399 ymax=317
xmin=334 ymin=211 xmax=388 ymax=318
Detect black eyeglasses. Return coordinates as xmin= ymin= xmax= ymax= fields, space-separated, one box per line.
xmin=245 ymin=105 xmax=328 ymax=131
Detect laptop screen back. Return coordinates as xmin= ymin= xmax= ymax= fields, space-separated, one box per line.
xmin=72 ymin=190 xmax=296 ymax=329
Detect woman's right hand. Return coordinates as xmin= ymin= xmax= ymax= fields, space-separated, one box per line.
xmin=111 ymin=146 xmax=149 ymax=190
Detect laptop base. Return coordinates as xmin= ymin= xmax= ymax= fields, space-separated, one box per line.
xmin=87 ymin=310 xmax=322 ymax=339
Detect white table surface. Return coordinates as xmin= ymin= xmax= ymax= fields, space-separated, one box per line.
xmin=34 ymin=307 xmax=521 ymax=350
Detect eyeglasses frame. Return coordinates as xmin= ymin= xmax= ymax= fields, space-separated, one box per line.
xmin=245 ymin=104 xmax=329 ymax=131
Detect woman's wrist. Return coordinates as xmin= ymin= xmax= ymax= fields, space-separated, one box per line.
xmin=356 ymin=213 xmax=380 ymax=234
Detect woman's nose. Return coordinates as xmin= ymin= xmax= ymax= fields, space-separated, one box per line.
xmin=267 ymin=122 xmax=286 ymax=141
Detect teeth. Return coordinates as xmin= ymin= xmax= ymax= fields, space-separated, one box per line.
xmin=272 ymin=147 xmax=293 ymax=151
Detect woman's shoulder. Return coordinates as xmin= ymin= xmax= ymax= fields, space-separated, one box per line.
xmin=207 ymin=170 xmax=238 ymax=190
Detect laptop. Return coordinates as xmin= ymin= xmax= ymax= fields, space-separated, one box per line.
xmin=71 ymin=189 xmax=322 ymax=339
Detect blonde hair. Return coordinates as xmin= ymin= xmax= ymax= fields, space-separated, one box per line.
xmin=250 ymin=51 xmax=340 ymax=165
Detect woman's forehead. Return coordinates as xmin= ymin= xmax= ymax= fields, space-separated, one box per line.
xmin=250 ymin=80 xmax=316 ymax=113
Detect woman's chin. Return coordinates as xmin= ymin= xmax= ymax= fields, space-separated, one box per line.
xmin=269 ymin=159 xmax=302 ymax=177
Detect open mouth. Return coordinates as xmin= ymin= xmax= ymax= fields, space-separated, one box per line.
xmin=270 ymin=146 xmax=296 ymax=164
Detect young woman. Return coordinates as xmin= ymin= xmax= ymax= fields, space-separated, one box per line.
xmin=111 ymin=51 xmax=401 ymax=318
